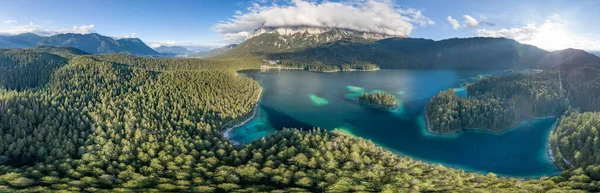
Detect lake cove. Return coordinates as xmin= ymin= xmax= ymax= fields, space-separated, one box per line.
xmin=229 ymin=69 xmax=560 ymax=177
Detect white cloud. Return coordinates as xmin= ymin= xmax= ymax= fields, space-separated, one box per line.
xmin=463 ymin=15 xmax=479 ymax=28
xmin=3 ymin=20 xmax=17 ymax=24
xmin=213 ymin=0 xmax=434 ymax=43
xmin=0 ymin=22 xmax=95 ymax=36
xmin=112 ymin=32 xmax=137 ymax=39
xmin=149 ymin=40 xmax=176 ymax=48
xmin=447 ymin=16 xmax=460 ymax=29
xmin=66 ymin=25 xmax=95 ymax=34
xmin=0 ymin=22 xmax=53 ymax=35
xmin=477 ymin=14 xmax=600 ymax=51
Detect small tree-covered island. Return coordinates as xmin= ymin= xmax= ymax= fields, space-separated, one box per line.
xmin=358 ymin=91 xmax=398 ymax=110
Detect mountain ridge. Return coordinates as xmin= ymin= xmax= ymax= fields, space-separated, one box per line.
xmin=0 ymin=32 xmax=158 ymax=56
xmin=154 ymin=45 xmax=194 ymax=56
xmin=247 ymin=26 xmax=401 ymax=40
xmin=38 ymin=33 xmax=159 ymax=55
xmin=191 ymin=44 xmax=237 ymax=58
xmin=221 ymin=28 xmax=600 ymax=70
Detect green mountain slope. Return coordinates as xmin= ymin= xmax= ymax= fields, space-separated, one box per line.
xmin=116 ymin=38 xmax=160 ymax=56
xmin=271 ymin=37 xmax=554 ymax=70
xmin=0 ymin=49 xmax=70 ymax=91
xmin=37 ymin=33 xmax=158 ymax=56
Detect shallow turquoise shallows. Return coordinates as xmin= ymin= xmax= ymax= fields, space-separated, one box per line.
xmin=231 ymin=69 xmax=560 ymax=178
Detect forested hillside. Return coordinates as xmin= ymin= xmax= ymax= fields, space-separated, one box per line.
xmin=0 ymin=49 xmax=70 ymax=91
xmin=2 ymin=48 xmax=600 ymax=192
xmin=233 ymin=37 xmax=554 ymax=70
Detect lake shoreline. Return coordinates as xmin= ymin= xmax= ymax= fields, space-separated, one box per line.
xmin=222 ymin=88 xmax=263 ymax=144
xmin=424 ymin=108 xmax=564 ymax=171
xmin=235 ymin=69 xmax=560 ymax=177
xmin=358 ymin=100 xmax=398 ymax=111
xmin=260 ymin=65 xmax=380 ymax=73
xmin=547 ymin=118 xmax=575 ymax=170
xmin=423 ymin=108 xmax=560 ymax=135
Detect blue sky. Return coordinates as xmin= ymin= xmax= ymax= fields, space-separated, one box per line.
xmin=0 ymin=0 xmax=599 ymax=51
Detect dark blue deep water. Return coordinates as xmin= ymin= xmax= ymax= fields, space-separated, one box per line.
xmin=230 ymin=69 xmax=560 ymax=177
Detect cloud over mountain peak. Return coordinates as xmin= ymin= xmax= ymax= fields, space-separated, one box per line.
xmin=213 ymin=0 xmax=434 ymax=43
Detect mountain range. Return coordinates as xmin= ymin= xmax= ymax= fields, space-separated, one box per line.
xmin=209 ymin=26 xmax=600 ymax=71
xmin=1 ymin=27 xmax=599 ymax=69
xmin=0 ymin=33 xmax=158 ymax=56
xmin=153 ymin=45 xmax=195 ymax=57
xmin=190 ymin=44 xmax=237 ymax=58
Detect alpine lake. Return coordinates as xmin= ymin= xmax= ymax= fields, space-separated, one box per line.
xmin=229 ymin=69 xmax=560 ymax=178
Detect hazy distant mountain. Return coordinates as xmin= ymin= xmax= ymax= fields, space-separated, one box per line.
xmin=191 ymin=44 xmax=237 ymax=58
xmin=154 ymin=45 xmax=193 ymax=56
xmin=0 ymin=35 xmax=31 ymax=48
xmin=0 ymin=33 xmax=44 ymax=48
xmin=36 ymin=33 xmax=158 ymax=56
xmin=592 ymin=51 xmax=600 ymax=57
xmin=11 ymin=33 xmax=44 ymax=45
xmin=116 ymin=38 xmax=160 ymax=56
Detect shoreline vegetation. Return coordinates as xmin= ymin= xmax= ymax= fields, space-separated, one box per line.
xmin=222 ymin=87 xmax=263 ymax=145
xmin=423 ymin=110 xmax=560 ymax=136
xmin=548 ymin=111 xmax=600 ymax=171
xmin=547 ymin=118 xmax=575 ymax=170
xmin=425 ymin=72 xmax=568 ymax=134
xmin=260 ymin=63 xmax=380 ymax=73
xmin=424 ymin=109 xmax=565 ymax=171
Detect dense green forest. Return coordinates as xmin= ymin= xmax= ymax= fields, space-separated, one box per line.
xmin=262 ymin=37 xmax=557 ymax=70
xmin=221 ymin=34 xmax=566 ymax=70
xmin=425 ymin=72 xmax=568 ymax=134
xmin=358 ymin=92 xmax=398 ymax=109
xmin=3 ymin=47 xmax=600 ymax=192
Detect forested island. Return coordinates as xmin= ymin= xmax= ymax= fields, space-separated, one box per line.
xmin=425 ymin=72 xmax=569 ymax=134
xmin=358 ymin=91 xmax=398 ymax=109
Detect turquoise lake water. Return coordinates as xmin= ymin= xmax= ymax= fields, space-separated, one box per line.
xmin=231 ymin=69 xmax=560 ymax=177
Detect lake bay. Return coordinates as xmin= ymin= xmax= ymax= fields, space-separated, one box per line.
xmin=230 ymin=69 xmax=560 ymax=177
